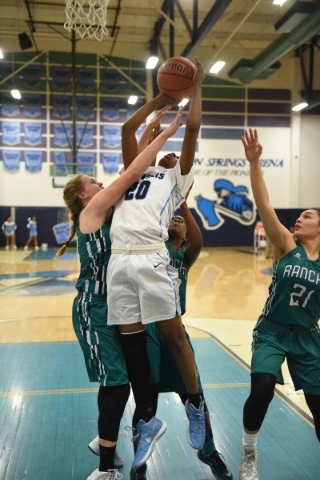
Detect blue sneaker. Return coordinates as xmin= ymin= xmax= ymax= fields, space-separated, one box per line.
xmin=185 ymin=399 xmax=206 ymax=449
xmin=131 ymin=417 xmax=167 ymax=469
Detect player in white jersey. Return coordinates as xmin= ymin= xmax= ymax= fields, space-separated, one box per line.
xmin=2 ymin=216 xmax=17 ymax=250
xmin=107 ymin=57 xmax=206 ymax=474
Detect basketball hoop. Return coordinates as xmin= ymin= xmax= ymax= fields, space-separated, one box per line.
xmin=64 ymin=0 xmax=110 ymax=41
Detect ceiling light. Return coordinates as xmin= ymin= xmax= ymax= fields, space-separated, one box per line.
xmin=146 ymin=56 xmax=159 ymax=69
xmin=209 ymin=61 xmax=226 ymax=74
xmin=273 ymin=0 xmax=287 ymax=6
xmin=128 ymin=95 xmax=138 ymax=105
xmin=292 ymin=102 xmax=308 ymax=112
xmin=0 ymin=48 xmax=3 ymax=59
xmin=178 ymin=98 xmax=189 ymax=107
xmin=11 ymin=89 xmax=21 ymax=100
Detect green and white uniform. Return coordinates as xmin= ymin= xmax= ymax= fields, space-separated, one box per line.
xmin=72 ymin=212 xmax=129 ymax=387
xmin=252 ymin=243 xmax=320 ymax=394
xmin=146 ymin=242 xmax=203 ymax=394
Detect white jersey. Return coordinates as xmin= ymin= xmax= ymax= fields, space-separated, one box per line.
xmin=111 ymin=161 xmax=194 ymax=245
xmin=2 ymin=221 xmax=17 ymax=236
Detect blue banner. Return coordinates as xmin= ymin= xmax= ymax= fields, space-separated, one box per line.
xmin=101 ymin=98 xmax=120 ymax=121
xmin=54 ymin=124 xmax=72 ymax=147
xmin=102 ymin=125 xmax=121 ymax=148
xmin=77 ymin=67 xmax=95 ymax=90
xmin=24 ymin=151 xmax=43 ymax=172
xmin=52 ymin=66 xmax=71 ymax=89
xmin=54 ymin=151 xmax=68 ymax=174
xmin=127 ymin=71 xmax=144 ymax=92
xmin=52 ymin=222 xmax=71 ymax=244
xmin=102 ymin=152 xmax=120 ymax=173
xmin=2 ymin=150 xmax=20 ymax=171
xmin=77 ymin=151 xmax=95 ymax=174
xmin=1 ymin=93 xmax=20 ymax=117
xmin=23 ymin=65 xmax=42 ymax=88
xmin=76 ymin=124 xmax=94 ymax=148
xmin=2 ymin=121 xmax=20 ymax=145
xmin=52 ymin=95 xmax=71 ymax=119
xmin=24 ymin=94 xmax=41 ymax=117
xmin=77 ymin=96 xmax=95 ymax=120
xmin=102 ymin=69 xmax=120 ymax=91
xmin=24 ymin=123 xmax=42 ymax=146
xmin=0 ymin=63 xmax=17 ymax=86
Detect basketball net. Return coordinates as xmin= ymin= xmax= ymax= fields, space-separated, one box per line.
xmin=64 ymin=0 xmax=110 ymax=41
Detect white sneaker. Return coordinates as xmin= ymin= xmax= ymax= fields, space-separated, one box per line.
xmin=5 ymin=245 xmax=9 ymax=250
xmin=239 ymin=447 xmax=259 ymax=480
xmin=12 ymin=245 xmax=17 ymax=250
xmin=88 ymin=436 xmax=124 ymax=467
xmin=24 ymin=246 xmax=28 ymax=251
xmin=35 ymin=246 xmax=39 ymax=251
xmin=87 ymin=469 xmax=123 ymax=480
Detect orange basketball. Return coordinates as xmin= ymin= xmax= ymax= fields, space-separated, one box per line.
xmin=157 ymin=56 xmax=196 ymax=100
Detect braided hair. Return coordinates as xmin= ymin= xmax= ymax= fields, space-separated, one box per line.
xmin=55 ymin=174 xmax=84 ymax=258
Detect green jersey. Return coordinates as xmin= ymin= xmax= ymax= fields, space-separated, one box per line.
xmin=165 ymin=242 xmax=188 ymax=315
xmin=262 ymin=243 xmax=320 ymax=328
xmin=75 ymin=212 xmax=113 ymax=295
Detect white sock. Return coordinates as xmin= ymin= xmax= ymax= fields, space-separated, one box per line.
xmin=242 ymin=429 xmax=258 ymax=451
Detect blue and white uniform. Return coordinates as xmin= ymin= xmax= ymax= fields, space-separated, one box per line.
xmin=107 ymin=162 xmax=194 ymax=325
xmin=27 ymin=220 xmax=37 ymax=236
xmin=2 ymin=221 xmax=17 ymax=236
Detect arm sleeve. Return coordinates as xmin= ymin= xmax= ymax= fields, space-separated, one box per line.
xmin=173 ymin=160 xmax=194 ymax=197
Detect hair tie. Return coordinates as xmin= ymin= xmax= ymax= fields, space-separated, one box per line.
xmin=65 ymin=240 xmax=70 ymax=246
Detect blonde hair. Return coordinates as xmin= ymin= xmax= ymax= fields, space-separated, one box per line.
xmin=55 ymin=174 xmax=84 ymax=258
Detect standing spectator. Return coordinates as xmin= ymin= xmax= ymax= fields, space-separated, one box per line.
xmin=25 ymin=216 xmax=39 ymax=251
xmin=2 ymin=216 xmax=17 ymax=250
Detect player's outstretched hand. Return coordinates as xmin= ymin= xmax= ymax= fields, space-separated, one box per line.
xmin=193 ymin=57 xmax=205 ymax=85
xmin=241 ymin=128 xmax=263 ymax=164
xmin=162 ymin=106 xmax=184 ymax=139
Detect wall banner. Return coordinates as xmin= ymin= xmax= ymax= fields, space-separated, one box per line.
xmin=54 ymin=124 xmax=72 ymax=147
xmin=101 ymin=98 xmax=120 ymax=121
xmin=52 ymin=66 xmax=71 ymax=89
xmin=2 ymin=150 xmax=20 ymax=172
xmin=23 ymin=65 xmax=42 ymax=88
xmin=1 ymin=93 xmax=20 ymax=117
xmin=24 ymin=94 xmax=41 ymax=118
xmin=24 ymin=123 xmax=42 ymax=146
xmin=76 ymin=124 xmax=94 ymax=148
xmin=24 ymin=151 xmax=43 ymax=172
xmin=77 ymin=97 xmax=95 ymax=120
xmin=2 ymin=121 xmax=20 ymax=145
xmin=54 ymin=151 xmax=68 ymax=174
xmin=77 ymin=67 xmax=95 ymax=90
xmin=102 ymin=125 xmax=121 ymax=148
xmin=102 ymin=152 xmax=120 ymax=173
xmin=102 ymin=69 xmax=120 ymax=91
xmin=77 ymin=151 xmax=95 ymax=174
xmin=52 ymin=95 xmax=71 ymax=119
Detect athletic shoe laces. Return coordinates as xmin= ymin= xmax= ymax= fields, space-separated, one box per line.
xmin=242 ymin=449 xmax=258 ymax=476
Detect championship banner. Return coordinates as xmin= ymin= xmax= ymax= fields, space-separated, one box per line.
xmin=51 ymin=66 xmax=71 ymax=89
xmin=23 ymin=65 xmax=42 ymax=88
xmin=102 ymin=125 xmax=121 ymax=148
xmin=24 ymin=151 xmax=43 ymax=172
xmin=101 ymin=98 xmax=120 ymax=121
xmin=77 ymin=67 xmax=95 ymax=90
xmin=54 ymin=151 xmax=68 ymax=174
xmin=2 ymin=150 xmax=20 ymax=172
xmin=23 ymin=94 xmax=41 ymax=118
xmin=77 ymin=151 xmax=95 ymax=174
xmin=76 ymin=124 xmax=94 ymax=148
xmin=54 ymin=124 xmax=72 ymax=147
xmin=102 ymin=152 xmax=120 ymax=173
xmin=127 ymin=71 xmax=144 ymax=92
xmin=2 ymin=121 xmax=20 ymax=145
xmin=1 ymin=93 xmax=20 ymax=117
xmin=77 ymin=97 xmax=95 ymax=120
xmin=102 ymin=69 xmax=120 ymax=91
xmin=52 ymin=95 xmax=71 ymax=119
xmin=0 ymin=63 xmax=16 ymax=86
xmin=24 ymin=123 xmax=42 ymax=146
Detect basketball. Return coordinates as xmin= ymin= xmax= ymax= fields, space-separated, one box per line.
xmin=157 ymin=56 xmax=196 ymax=100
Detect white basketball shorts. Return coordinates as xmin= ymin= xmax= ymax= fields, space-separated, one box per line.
xmin=107 ymin=249 xmax=181 ymax=325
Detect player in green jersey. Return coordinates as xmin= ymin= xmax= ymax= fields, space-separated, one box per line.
xmin=239 ymin=128 xmax=320 ymax=480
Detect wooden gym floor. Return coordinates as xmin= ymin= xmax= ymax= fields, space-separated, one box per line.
xmin=0 ymin=246 xmax=318 ymax=480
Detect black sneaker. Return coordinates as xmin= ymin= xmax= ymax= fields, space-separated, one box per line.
xmin=130 ymin=463 xmax=147 ymax=480
xmin=197 ymin=449 xmax=233 ymax=480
